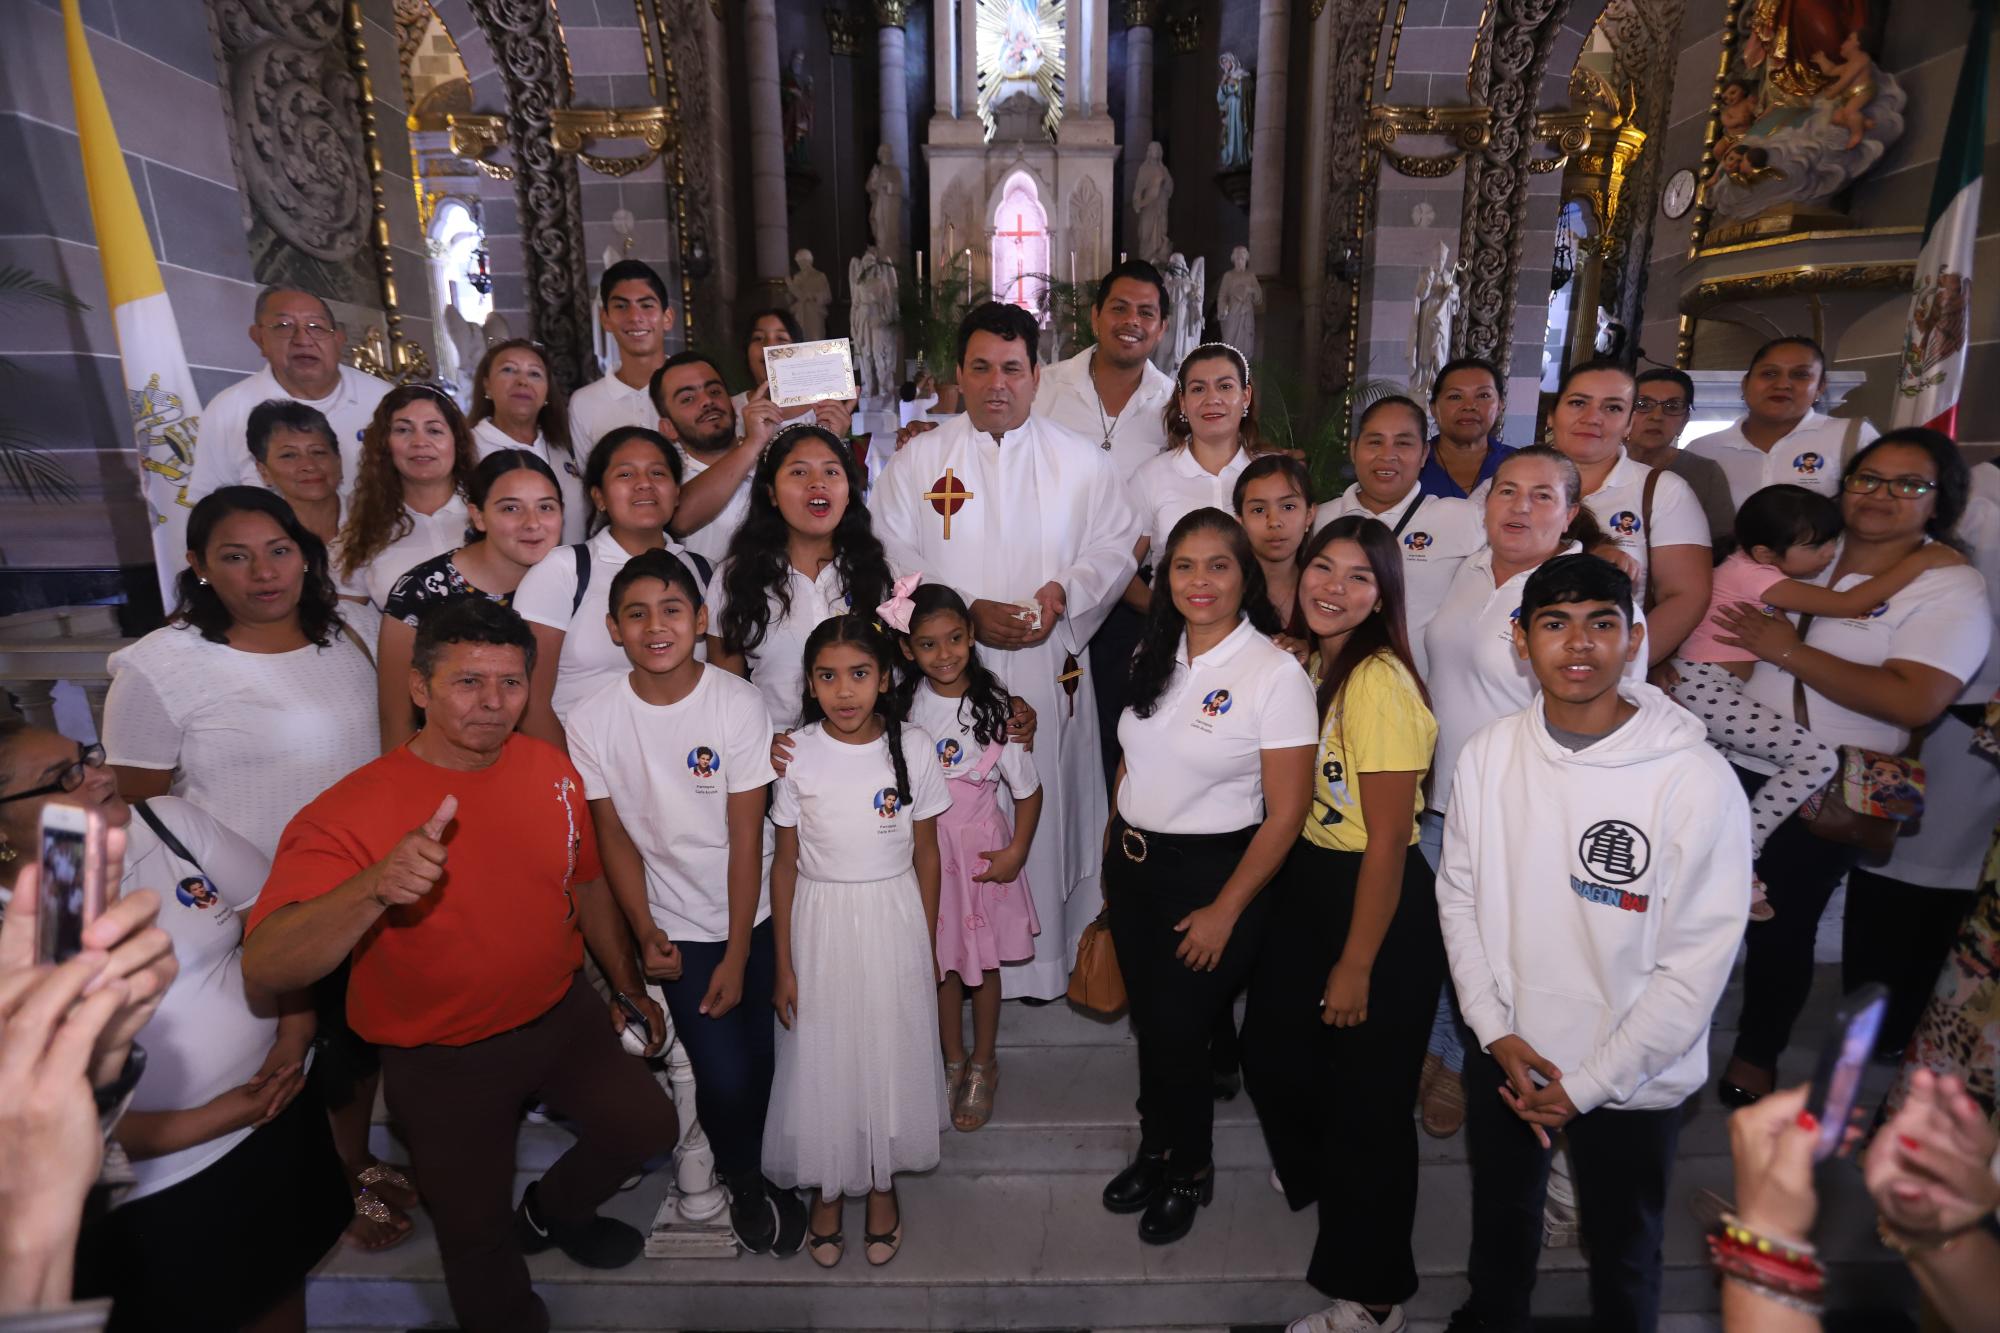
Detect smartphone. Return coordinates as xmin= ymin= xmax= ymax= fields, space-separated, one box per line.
xmin=613 ymin=991 xmax=655 ymax=1049
xmin=36 ymin=802 xmax=106 ymax=966
xmin=1804 ymin=982 xmax=1888 ymax=1161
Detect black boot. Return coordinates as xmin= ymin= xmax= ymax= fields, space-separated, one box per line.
xmin=1137 ymin=1168 xmax=1213 ymax=1245
xmin=1101 ymin=1149 xmax=1167 ymax=1214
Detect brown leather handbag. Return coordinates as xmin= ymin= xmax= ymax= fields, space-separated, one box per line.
xmin=1791 ymin=615 xmax=1927 ymax=858
xmin=1066 ymin=908 xmax=1127 ymax=1018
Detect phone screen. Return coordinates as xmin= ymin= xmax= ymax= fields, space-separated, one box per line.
xmin=38 ymin=819 xmax=90 ymax=965
xmin=1805 ymin=983 xmax=1888 ymax=1160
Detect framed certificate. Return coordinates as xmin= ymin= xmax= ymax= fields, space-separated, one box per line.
xmin=763 ymin=339 xmax=858 ymax=410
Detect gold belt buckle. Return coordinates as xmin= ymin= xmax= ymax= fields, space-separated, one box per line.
xmin=1120 ymin=826 xmax=1149 ymax=864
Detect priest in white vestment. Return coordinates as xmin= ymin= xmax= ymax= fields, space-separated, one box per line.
xmin=873 ymin=303 xmax=1143 ymax=999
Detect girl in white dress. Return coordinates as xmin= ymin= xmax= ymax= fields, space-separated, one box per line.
xmin=764 ymin=614 xmax=949 ymax=1269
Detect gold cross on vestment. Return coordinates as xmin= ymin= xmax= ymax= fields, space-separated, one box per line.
xmin=924 ymin=467 xmax=975 ymax=539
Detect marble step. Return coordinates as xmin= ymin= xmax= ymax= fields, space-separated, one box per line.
xmin=308 ymin=1143 xmax=1907 ymax=1331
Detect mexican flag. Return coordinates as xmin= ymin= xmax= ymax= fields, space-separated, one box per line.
xmin=63 ymin=0 xmax=204 ymax=603
xmin=1893 ymin=0 xmax=1992 ymax=436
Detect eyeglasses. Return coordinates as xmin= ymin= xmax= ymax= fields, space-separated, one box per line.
xmin=261 ymin=320 xmax=337 ymax=342
xmin=1843 ymin=471 xmax=1936 ymax=499
xmin=0 ymin=743 xmax=107 ymax=806
xmin=1634 ymin=397 xmax=1690 ymax=417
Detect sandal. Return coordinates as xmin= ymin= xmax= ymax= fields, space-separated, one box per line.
xmin=356 ymin=1160 xmax=419 ymax=1209
xmin=344 ymin=1185 xmax=414 ymax=1251
xmin=864 ymin=1191 xmax=902 ymax=1266
xmin=953 ymin=1060 xmax=998 ymax=1132
xmin=1420 ymin=1063 xmax=1466 ymax=1139
xmin=944 ymin=1059 xmax=966 ymax=1106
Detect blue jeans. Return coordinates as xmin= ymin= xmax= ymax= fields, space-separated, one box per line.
xmin=1419 ymin=811 xmax=1468 ymax=1072
xmin=658 ymin=919 xmax=779 ymax=1183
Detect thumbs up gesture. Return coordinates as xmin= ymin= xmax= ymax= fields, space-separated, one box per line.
xmin=370 ymin=796 xmax=456 ymax=908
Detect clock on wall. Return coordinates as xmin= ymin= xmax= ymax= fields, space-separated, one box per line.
xmin=1662 ymin=168 xmax=1699 ymax=220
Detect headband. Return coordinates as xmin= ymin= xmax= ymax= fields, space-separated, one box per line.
xmin=1181 ymin=341 xmax=1251 ymax=386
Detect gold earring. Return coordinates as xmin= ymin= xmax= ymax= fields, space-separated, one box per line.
xmin=0 ymin=842 xmax=16 ymax=865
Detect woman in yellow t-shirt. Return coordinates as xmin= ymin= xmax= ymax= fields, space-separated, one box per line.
xmin=1241 ymin=513 xmax=1448 ymax=1332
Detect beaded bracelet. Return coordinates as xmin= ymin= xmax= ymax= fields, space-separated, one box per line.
xmin=1708 ymin=1236 xmax=1827 ymax=1299
xmin=1720 ymin=1271 xmax=1826 ymax=1318
xmin=1720 ymin=1212 xmax=1820 ymax=1266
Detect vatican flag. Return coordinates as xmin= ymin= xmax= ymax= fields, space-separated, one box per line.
xmin=1892 ymin=0 xmax=1990 ymax=435
xmin=63 ymin=0 xmax=202 ymax=603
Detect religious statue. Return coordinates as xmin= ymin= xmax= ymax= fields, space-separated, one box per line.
xmin=848 ymin=247 xmax=900 ymax=399
xmin=1408 ymin=241 xmax=1462 ymax=406
xmin=781 ymin=49 xmax=813 ymax=165
xmin=1216 ymin=53 xmax=1253 ymax=172
xmin=999 ymin=0 xmax=1046 ymax=79
xmin=1153 ymin=252 xmax=1206 ymax=375
xmin=1706 ymin=5 xmax=1904 ymax=223
xmin=1214 ymin=245 xmax=1264 ymax=362
xmin=1131 ymin=141 xmax=1174 ymax=266
xmin=787 ymin=248 xmax=831 ymax=341
xmin=866 ymin=143 xmax=904 ymax=259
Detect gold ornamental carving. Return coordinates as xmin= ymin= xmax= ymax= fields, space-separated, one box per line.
xmin=342 ymin=2 xmax=427 ymax=383
xmin=874 ymin=0 xmax=908 ymax=25
xmin=548 ymin=106 xmax=677 ymax=177
xmin=1124 ymin=0 xmax=1160 ymax=25
xmin=446 ymin=113 xmax=514 ymax=180
xmin=825 ymin=7 xmax=865 ymax=54
xmin=1366 ymin=104 xmax=1493 ymax=177
xmin=1679 ymin=260 xmax=1915 ymax=317
xmin=1166 ymin=9 xmax=1201 ymax=53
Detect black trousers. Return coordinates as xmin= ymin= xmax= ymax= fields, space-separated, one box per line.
xmin=1103 ymin=818 xmax=1268 ymax=1173
xmin=1734 ymin=767 xmax=1865 ymax=1070
xmin=1091 ymin=601 xmax=1145 ymax=791
xmin=657 ymin=917 xmax=779 ymax=1184
xmin=1844 ymin=868 xmax=1976 ymax=1059
xmin=1242 ymin=837 xmax=1444 ymax=1305
xmin=1460 ymin=1044 xmax=1682 ymax=1333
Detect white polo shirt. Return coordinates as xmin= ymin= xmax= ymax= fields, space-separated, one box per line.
xmin=1579 ymin=450 xmax=1711 ymax=596
xmin=1741 ymin=558 xmax=1991 ymax=767
xmin=1424 ymin=544 xmax=1649 ymax=809
xmin=336 ymin=494 xmax=472 ymax=608
xmin=674 ymin=443 xmax=757 ymax=571
xmin=187 ymin=363 xmax=390 ymax=505
xmin=770 ymin=722 xmax=953 ymax=882
xmin=1685 ymin=410 xmax=1878 ymax=512
xmin=1032 ymin=346 xmax=1177 ymax=484
xmin=1315 ymin=484 xmax=1484 ymax=678
xmin=512 ymin=528 xmax=709 ymax=723
xmin=1115 ymin=617 xmax=1319 ymax=834
xmin=705 ymin=557 xmax=856 ymax=730
xmin=567 ymin=372 xmax=659 ymax=457
xmin=1128 ymin=446 xmax=1251 ymax=560
xmin=564 ymin=666 xmax=777 ymax=943
xmin=471 ymin=418 xmax=590 ymax=544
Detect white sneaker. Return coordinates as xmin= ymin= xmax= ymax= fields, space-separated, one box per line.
xmin=1286 ymin=1299 xmax=1407 ymax=1333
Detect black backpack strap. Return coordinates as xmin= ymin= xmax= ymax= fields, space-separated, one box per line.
xmin=1389 ymin=495 xmax=1423 ymax=541
xmin=684 ymin=549 xmax=714 ymax=589
xmin=133 ymin=800 xmax=204 ymax=878
xmin=570 ymin=543 xmax=592 ymax=618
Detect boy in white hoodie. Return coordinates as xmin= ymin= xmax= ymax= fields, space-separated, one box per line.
xmin=1437 ymin=555 xmax=1750 ymax=1333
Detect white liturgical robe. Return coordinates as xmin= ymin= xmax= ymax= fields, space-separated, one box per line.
xmin=872 ymin=412 xmax=1143 ymax=998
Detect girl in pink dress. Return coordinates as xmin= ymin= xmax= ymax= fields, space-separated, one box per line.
xmin=886 ymin=579 xmax=1044 ymax=1132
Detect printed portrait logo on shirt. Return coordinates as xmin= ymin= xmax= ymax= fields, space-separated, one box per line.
xmin=687 ymin=746 xmax=720 ymax=780
xmin=1609 ymin=511 xmax=1642 ymax=537
xmin=936 ymin=737 xmax=965 ymax=770
xmin=175 ymin=875 xmax=219 ymax=910
xmin=874 ymin=787 xmax=904 ymax=820
xmin=1404 ymin=531 xmax=1434 ymax=553
xmin=1850 ymin=600 xmax=1892 ymax=623
xmin=1570 ymin=818 xmax=1653 ymax=914
xmin=1200 ymin=688 xmax=1233 ymax=719
xmin=1793 ymin=451 xmax=1826 ymax=476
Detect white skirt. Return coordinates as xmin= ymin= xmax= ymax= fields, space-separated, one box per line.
xmin=762 ymin=868 xmax=946 ymax=1196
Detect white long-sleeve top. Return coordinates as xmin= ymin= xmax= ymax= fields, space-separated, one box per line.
xmin=1437 ymin=682 xmax=1751 ymax=1114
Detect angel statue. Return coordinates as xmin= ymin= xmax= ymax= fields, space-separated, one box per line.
xmin=1409 ymin=241 xmax=1461 ymax=406
xmin=1153 ymin=252 xmax=1207 ymax=375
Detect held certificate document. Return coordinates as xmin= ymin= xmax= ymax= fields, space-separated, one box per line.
xmin=763 ymin=339 xmax=858 ymax=409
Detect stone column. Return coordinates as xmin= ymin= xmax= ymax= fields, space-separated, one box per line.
xmin=877 ymin=0 xmax=911 ymax=259
xmin=1090 ymin=0 xmax=1110 ymax=116
xmin=1122 ymin=2 xmax=1156 ymax=231
xmin=1065 ymin=0 xmax=1085 ymax=113
xmin=1247 ymin=0 xmax=1288 ymax=275
xmin=958 ymin=0 xmax=978 ymax=122
xmin=932 ymin=0 xmax=955 ymax=115
xmin=745 ymin=0 xmax=790 ymax=292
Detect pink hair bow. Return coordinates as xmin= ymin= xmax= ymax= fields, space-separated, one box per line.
xmin=878 ymin=572 xmax=923 ymax=633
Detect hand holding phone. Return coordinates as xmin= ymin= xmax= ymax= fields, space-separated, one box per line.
xmin=36 ymin=802 xmax=107 ymax=966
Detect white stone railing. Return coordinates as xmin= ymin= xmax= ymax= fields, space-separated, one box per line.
xmin=0 ymin=606 xmax=131 ymax=736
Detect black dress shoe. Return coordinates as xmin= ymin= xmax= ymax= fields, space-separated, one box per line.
xmin=1212 ymin=1067 xmax=1242 ymax=1101
xmin=1716 ymin=1078 xmax=1764 ymax=1109
xmin=1102 ymin=1150 xmax=1167 ymax=1214
xmin=1138 ymin=1170 xmax=1213 ymax=1245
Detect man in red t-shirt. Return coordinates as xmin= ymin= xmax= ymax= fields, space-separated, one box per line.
xmin=244 ymin=599 xmax=676 ymax=1333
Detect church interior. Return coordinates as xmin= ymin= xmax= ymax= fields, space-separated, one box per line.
xmin=1 ymin=1 xmax=1996 ymax=1329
